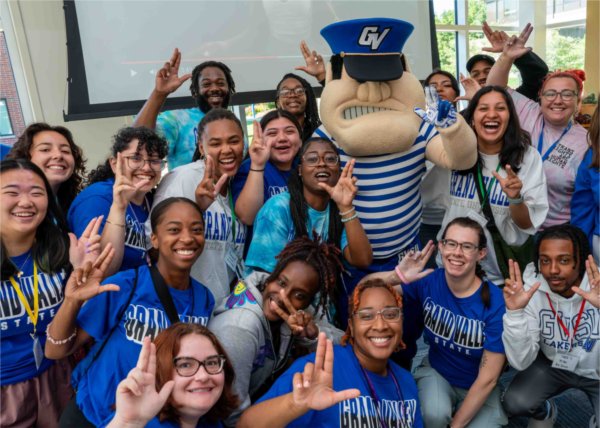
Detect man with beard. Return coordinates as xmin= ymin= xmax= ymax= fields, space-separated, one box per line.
xmin=135 ymin=48 xmax=235 ymax=170
xmin=501 ymin=224 xmax=600 ymax=427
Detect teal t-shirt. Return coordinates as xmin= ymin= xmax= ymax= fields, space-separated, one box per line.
xmin=156 ymin=107 xmax=204 ymax=170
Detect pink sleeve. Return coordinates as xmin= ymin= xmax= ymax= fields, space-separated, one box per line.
xmin=507 ymin=88 xmax=544 ymax=135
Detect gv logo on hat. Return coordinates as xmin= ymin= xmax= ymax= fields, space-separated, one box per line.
xmin=357 ymin=26 xmax=391 ymax=50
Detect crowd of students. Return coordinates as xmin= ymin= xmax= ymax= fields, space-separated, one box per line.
xmin=1 ymin=20 xmax=598 ymax=428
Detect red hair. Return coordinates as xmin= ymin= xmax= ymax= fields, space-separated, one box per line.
xmin=540 ymin=69 xmax=586 ymax=98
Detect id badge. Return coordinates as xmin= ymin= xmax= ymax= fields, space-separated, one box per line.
xmin=225 ymin=242 xmax=240 ymax=273
xmin=466 ymin=210 xmax=489 ymax=227
xmin=32 ymin=336 xmax=44 ymax=370
xmin=551 ymin=353 xmax=578 ymax=371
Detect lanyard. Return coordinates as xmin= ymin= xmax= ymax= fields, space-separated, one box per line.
xmin=228 ymin=185 xmax=237 ymax=244
xmin=545 ymin=293 xmax=586 ymax=350
xmin=476 ymin=163 xmax=501 ymax=207
xmin=9 ymin=261 xmax=39 ymax=338
xmin=358 ymin=364 xmax=403 ymax=428
xmin=537 ymin=120 xmax=572 ymax=162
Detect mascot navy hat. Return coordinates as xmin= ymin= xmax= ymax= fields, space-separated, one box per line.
xmin=320 ymin=17 xmax=414 ymax=82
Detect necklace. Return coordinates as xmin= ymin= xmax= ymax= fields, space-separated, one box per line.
xmin=12 ymin=251 xmax=32 ymax=278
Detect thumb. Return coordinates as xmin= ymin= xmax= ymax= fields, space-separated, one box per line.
xmin=482 ymin=47 xmax=495 ymax=52
xmin=332 ymin=388 xmax=361 ymax=404
xmin=527 ymin=282 xmax=541 ymax=297
xmin=213 ymin=173 xmax=229 ymax=196
xmin=295 ymin=66 xmax=309 ymax=72
xmin=69 ymin=232 xmax=78 ymax=249
xmin=157 ymin=380 xmax=175 ymax=403
xmin=317 ymin=182 xmax=334 ymax=195
xmin=180 ymin=73 xmax=192 ymax=83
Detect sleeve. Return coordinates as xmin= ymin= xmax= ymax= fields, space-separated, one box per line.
xmin=156 ymin=110 xmax=180 ymax=160
xmin=506 ymin=89 xmax=542 ymax=135
xmin=67 ymin=190 xmax=113 ymax=237
xmin=513 ymin=51 xmax=549 ymax=102
xmin=501 ymin=291 xmax=541 ymax=370
xmin=571 ymin=150 xmax=595 ymax=246
xmin=482 ymin=290 xmax=506 ymax=354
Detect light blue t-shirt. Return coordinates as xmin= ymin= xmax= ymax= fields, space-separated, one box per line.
xmin=156 ymin=107 xmax=205 ymax=170
xmin=245 ymin=192 xmax=348 ymax=273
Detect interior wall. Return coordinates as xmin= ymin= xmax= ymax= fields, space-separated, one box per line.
xmin=584 ymin=0 xmax=598 ymax=97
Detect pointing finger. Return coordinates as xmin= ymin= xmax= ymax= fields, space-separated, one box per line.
xmin=213 ymin=173 xmax=229 ymax=197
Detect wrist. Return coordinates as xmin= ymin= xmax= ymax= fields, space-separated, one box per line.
xmin=395 ymin=266 xmax=410 ymax=284
xmin=506 ymin=194 xmax=524 ymax=204
xmin=109 ymin=414 xmax=147 ymax=428
xmin=152 ymin=88 xmax=172 ymax=99
xmin=288 ymin=393 xmax=310 ymax=415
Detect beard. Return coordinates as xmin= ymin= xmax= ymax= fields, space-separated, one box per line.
xmin=196 ymin=91 xmax=231 ymax=113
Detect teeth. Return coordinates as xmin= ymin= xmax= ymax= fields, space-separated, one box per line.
xmin=48 ymin=165 xmax=65 ymax=170
xmin=175 ymin=249 xmax=194 ymax=255
xmin=369 ymin=337 xmax=390 ymax=343
xmin=315 ymin=172 xmax=329 ymax=178
xmin=189 ymin=388 xmax=211 ymax=393
xmin=137 ymin=175 xmax=152 ymax=180
xmin=342 ymin=106 xmax=393 ymax=120
xmin=220 ymin=159 xmax=234 ymax=164
xmin=13 ymin=212 xmax=34 ymax=217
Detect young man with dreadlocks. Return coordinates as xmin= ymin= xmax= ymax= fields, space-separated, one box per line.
xmin=208 ymin=237 xmax=342 ymax=426
xmin=134 ymin=48 xmax=236 ymax=170
xmin=501 ymin=224 xmax=600 ymax=427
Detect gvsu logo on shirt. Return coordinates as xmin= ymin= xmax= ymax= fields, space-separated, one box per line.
xmin=339 ymin=396 xmax=417 ymax=428
xmin=358 ymin=26 xmax=391 ymax=50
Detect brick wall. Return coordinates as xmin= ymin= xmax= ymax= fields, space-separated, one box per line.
xmin=0 ymin=30 xmax=26 ymax=146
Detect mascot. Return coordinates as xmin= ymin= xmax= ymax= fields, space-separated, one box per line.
xmin=315 ymin=18 xmax=477 ymax=328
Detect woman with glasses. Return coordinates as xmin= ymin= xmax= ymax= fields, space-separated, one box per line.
xmin=275 ymin=73 xmax=321 ymax=142
xmin=68 ymin=127 xmax=167 ymax=275
xmin=47 ymin=197 xmax=215 ymax=427
xmin=485 ymin=28 xmax=588 ymax=231
xmin=238 ymin=279 xmax=423 ymax=428
xmin=245 ymin=137 xmax=372 ymax=274
xmin=108 ymin=323 xmax=237 ymax=428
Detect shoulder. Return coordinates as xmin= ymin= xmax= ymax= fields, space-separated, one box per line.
xmin=169 ymin=160 xmax=206 ymax=179
xmin=74 ymin=180 xmax=114 ymax=202
xmin=262 ymin=192 xmax=290 ymax=210
xmin=101 ymin=266 xmax=145 ymax=288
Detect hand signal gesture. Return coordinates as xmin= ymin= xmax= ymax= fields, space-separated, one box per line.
xmin=249 ymin=121 xmax=271 ymax=170
xmin=109 ymin=337 xmax=175 ymax=428
xmin=503 ymin=259 xmax=540 ymax=310
xmin=493 ymin=164 xmax=523 ymax=200
xmin=69 ymin=216 xmax=103 ymax=271
xmin=455 ymin=73 xmax=482 ymax=102
xmin=482 ymin=22 xmax=509 ymax=53
xmin=155 ymin=48 xmax=192 ymax=96
xmin=572 ymin=256 xmax=600 ymax=308
xmin=113 ymin=152 xmax=150 ymax=210
xmin=414 ymin=86 xmax=458 ymax=129
xmin=65 ymin=244 xmax=120 ymax=304
xmin=195 ymin=156 xmax=229 ymax=211
xmin=295 ymin=41 xmax=326 ymax=82
xmin=318 ymin=159 xmax=358 ymax=211
xmin=501 ymin=23 xmax=533 ymax=60
xmin=396 ymin=240 xmax=436 ymax=283
xmin=291 ymin=333 xmax=360 ymax=412
xmin=270 ymin=290 xmax=318 ymax=339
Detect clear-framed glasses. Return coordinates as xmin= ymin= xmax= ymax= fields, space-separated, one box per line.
xmin=440 ymin=239 xmax=480 ymax=254
xmin=353 ymin=307 xmax=402 ymax=323
xmin=173 ymin=355 xmax=226 ymax=377
xmin=278 ymin=87 xmax=306 ymax=98
xmin=302 ymin=153 xmax=339 ymax=167
xmin=541 ymin=89 xmax=577 ymax=101
xmin=124 ymin=155 xmax=165 ymax=171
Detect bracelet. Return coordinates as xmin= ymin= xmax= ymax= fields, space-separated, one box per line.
xmin=106 ymin=220 xmax=125 ymax=228
xmin=395 ymin=266 xmax=409 ymax=284
xmin=339 ymin=207 xmax=355 ymax=216
xmin=249 ymin=167 xmax=265 ymax=172
xmin=46 ymin=323 xmax=77 ymax=345
xmin=341 ymin=213 xmax=358 ymax=223
xmin=506 ymin=195 xmax=524 ymax=204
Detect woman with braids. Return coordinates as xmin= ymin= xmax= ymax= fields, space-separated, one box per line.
xmin=275 ymin=73 xmax=321 ymax=142
xmin=208 ymin=237 xmax=342 ymax=426
xmin=245 ymin=137 xmax=372 ymax=275
xmin=239 ymin=279 xmax=422 ymax=428
xmin=68 ymin=127 xmax=168 ymax=276
xmin=7 ymin=122 xmax=86 ymax=212
xmin=370 ymin=217 xmax=508 ymax=427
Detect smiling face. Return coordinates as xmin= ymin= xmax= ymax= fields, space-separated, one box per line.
xmin=29 ymin=130 xmax=75 ymax=191
xmin=299 ymin=140 xmax=340 ymax=196
xmin=439 ymin=224 xmax=486 ymax=280
xmin=538 ymin=238 xmax=581 ymax=298
xmin=427 ymin=73 xmax=457 ymax=103
xmin=199 ymin=67 xmax=229 ymax=110
xmin=276 ymin=77 xmax=307 ymax=118
xmin=320 ymin=64 xmax=424 ymax=156
xmin=349 ymin=287 xmax=403 ymax=373
xmin=109 ymin=140 xmax=162 ymax=193
xmin=264 ymin=117 xmax=302 ymax=171
xmin=1 ymin=169 xmax=48 ymax=240
xmin=199 ymin=119 xmax=244 ymax=179
xmin=151 ymin=202 xmax=205 ymax=271
xmin=170 ymin=334 xmax=225 ymax=420
xmin=262 ymin=260 xmax=319 ymax=322
xmin=540 ymin=77 xmax=579 ymax=128
xmin=469 ymin=60 xmax=493 ymax=86
xmin=472 ymin=91 xmax=510 ymax=154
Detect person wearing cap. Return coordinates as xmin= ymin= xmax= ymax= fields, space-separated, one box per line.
xmin=315 ymin=18 xmax=477 ymax=335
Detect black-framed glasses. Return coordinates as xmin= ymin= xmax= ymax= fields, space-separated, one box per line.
xmin=302 ymin=153 xmax=339 ymax=167
xmin=353 ymin=307 xmax=402 ymax=323
xmin=541 ymin=89 xmax=577 ymax=101
xmin=278 ymin=87 xmax=306 ymax=98
xmin=173 ymin=355 xmax=226 ymax=377
xmin=124 ymin=155 xmax=165 ymax=171
xmin=440 ymin=239 xmax=480 ymax=254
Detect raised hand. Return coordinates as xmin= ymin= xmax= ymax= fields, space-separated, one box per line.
xmin=295 ymin=40 xmax=326 ymax=82
xmin=109 ymin=337 xmax=175 ymax=428
xmin=455 ymin=73 xmax=482 ymax=102
xmin=65 ymin=244 xmax=120 ymax=303
xmin=318 ymin=159 xmax=358 ymax=211
xmin=113 ymin=152 xmax=150 ymax=210
xmin=69 ymin=216 xmax=103 ymax=270
xmin=482 ymin=22 xmax=509 ymax=53
xmin=249 ymin=121 xmax=271 ymax=170
xmin=395 ymin=240 xmax=436 ymax=283
xmin=194 ymin=156 xmax=229 ymax=211
xmin=414 ymin=86 xmax=458 ymax=129
xmin=154 ymin=48 xmax=192 ymax=96
xmin=501 ymin=23 xmax=533 ymax=60
xmin=291 ymin=333 xmax=360 ymax=412
xmin=270 ymin=290 xmax=319 ymax=339
xmin=493 ymin=164 xmax=523 ymax=200
xmin=503 ymin=259 xmax=540 ymax=310
xmin=572 ymin=256 xmax=600 ymax=308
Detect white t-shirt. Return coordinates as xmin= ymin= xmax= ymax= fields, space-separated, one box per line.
xmin=437 ymin=147 xmax=548 ymax=284
xmin=420 ymin=161 xmax=450 ymax=225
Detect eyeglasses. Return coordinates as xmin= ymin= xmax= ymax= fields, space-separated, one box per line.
xmin=173 ymin=355 xmax=226 ymax=377
xmin=541 ymin=89 xmax=578 ymax=101
xmin=278 ymin=87 xmax=306 ymax=98
xmin=440 ymin=239 xmax=480 ymax=254
xmin=124 ymin=155 xmax=165 ymax=171
xmin=353 ymin=307 xmax=402 ymax=323
xmin=302 ymin=153 xmax=339 ymax=166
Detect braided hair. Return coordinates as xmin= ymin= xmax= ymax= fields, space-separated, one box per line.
xmin=534 ymin=224 xmax=590 ymax=278
xmin=189 ymin=61 xmax=235 ymax=114
xmin=275 ymin=73 xmax=321 ymax=141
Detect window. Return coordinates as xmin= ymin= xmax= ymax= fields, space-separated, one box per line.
xmin=0 ymin=99 xmax=14 ymax=137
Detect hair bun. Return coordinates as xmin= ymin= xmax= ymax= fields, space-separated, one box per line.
xmin=566 ymin=69 xmax=586 ymax=82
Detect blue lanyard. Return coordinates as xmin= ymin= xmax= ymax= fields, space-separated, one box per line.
xmin=537 ymin=120 xmax=572 ymax=162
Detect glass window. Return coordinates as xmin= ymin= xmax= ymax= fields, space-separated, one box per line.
xmin=546 ymin=25 xmax=586 ymax=70
xmin=434 ymin=0 xmax=455 ymax=25
xmin=436 ymin=31 xmax=458 ymax=75
xmin=0 ymin=99 xmax=14 ymax=137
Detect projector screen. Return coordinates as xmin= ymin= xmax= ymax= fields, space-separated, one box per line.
xmin=63 ymin=0 xmax=438 ymax=121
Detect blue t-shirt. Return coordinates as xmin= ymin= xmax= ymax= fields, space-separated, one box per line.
xmin=156 ymin=107 xmax=205 ymax=170
xmin=146 ymin=416 xmax=222 ymax=427
xmin=245 ymin=192 xmax=348 ymax=273
xmin=67 ymin=179 xmax=149 ymax=272
xmin=258 ymin=345 xmax=423 ymax=428
xmin=72 ymin=265 xmax=215 ymax=427
xmin=0 ymin=143 xmax=12 ymax=160
xmin=231 ymin=158 xmax=293 ymax=204
xmin=0 ymin=251 xmax=67 ymax=385
xmin=403 ymin=269 xmax=505 ymax=389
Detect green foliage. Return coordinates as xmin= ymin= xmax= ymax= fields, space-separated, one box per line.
xmin=546 ymin=30 xmax=585 ymax=71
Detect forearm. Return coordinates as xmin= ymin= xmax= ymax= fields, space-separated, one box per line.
xmin=45 ymin=297 xmax=85 ymax=359
xmin=451 ymin=378 xmax=498 ymax=428
xmin=509 ymin=202 xmax=533 ymax=229
xmin=133 ymin=90 xmax=169 ymax=129
xmin=106 ymin=417 xmax=146 ymax=428
xmin=425 ymin=116 xmax=478 ymax=170
xmin=342 ymin=214 xmax=373 ymax=268
xmin=235 ymin=171 xmax=265 ymax=225
xmin=238 ymin=393 xmax=308 ymax=428
xmin=102 ymin=204 xmax=127 ymax=277
xmin=486 ymin=53 xmax=513 ymax=88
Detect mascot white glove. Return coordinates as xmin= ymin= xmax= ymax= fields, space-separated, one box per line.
xmin=414 ymin=86 xmax=458 ymax=129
